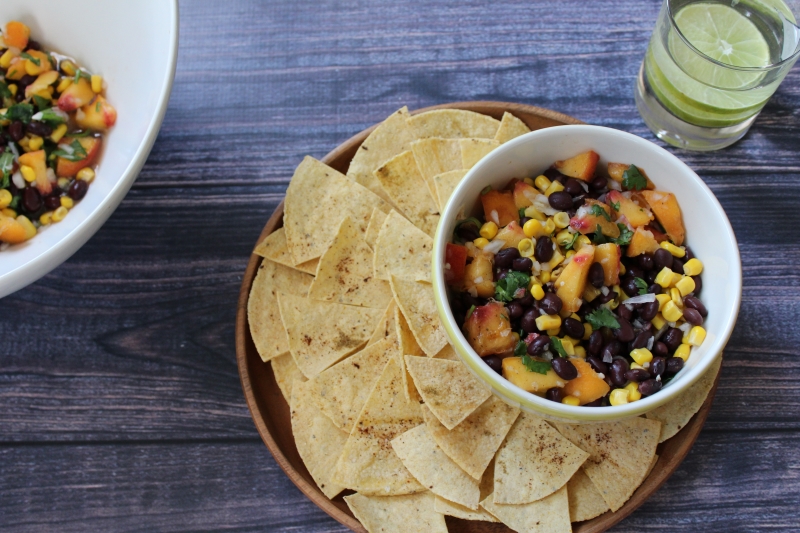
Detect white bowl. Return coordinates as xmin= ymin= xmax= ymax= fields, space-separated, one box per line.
xmin=0 ymin=0 xmax=179 ymax=298
xmin=432 ymin=125 xmax=741 ymax=423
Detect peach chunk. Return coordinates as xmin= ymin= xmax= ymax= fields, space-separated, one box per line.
xmin=513 ymin=180 xmax=539 ymax=209
xmin=606 ymin=190 xmax=653 ymax=228
xmin=76 ymin=95 xmax=117 ymax=132
xmin=502 ymin=356 xmax=564 ymax=395
xmin=607 ymin=162 xmax=655 ymax=190
xmin=5 ymin=57 xmax=26 ymax=80
xmin=481 ymin=189 xmax=519 ymax=228
xmin=18 ymin=150 xmax=52 ymax=195
xmin=22 ymin=50 xmax=51 ymax=76
xmin=0 ymin=216 xmax=29 ymax=244
xmin=594 ymin=243 xmax=621 ymax=286
xmin=555 ymin=244 xmax=595 ymax=314
xmin=464 ymin=302 xmax=516 ymax=356
xmin=4 ymin=21 xmax=30 ymax=49
xmin=640 ymin=191 xmax=685 ymax=246
xmin=57 ymin=77 xmax=95 ymax=112
xmin=626 ymin=227 xmax=660 ymax=257
xmin=563 ymin=359 xmax=611 ymax=405
xmin=570 ymin=199 xmax=619 ymax=238
xmin=554 ymin=150 xmax=599 ymax=182
xmin=56 ymin=136 xmax=102 ymax=178
xmin=24 ymin=70 xmax=59 ymax=99
xmin=495 ymin=220 xmax=526 ymax=250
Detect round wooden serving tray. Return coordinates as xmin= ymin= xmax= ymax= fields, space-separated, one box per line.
xmin=235 ymin=101 xmax=720 ymax=533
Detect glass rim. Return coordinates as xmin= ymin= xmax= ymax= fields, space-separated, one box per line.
xmin=666 ymin=0 xmax=800 ymax=72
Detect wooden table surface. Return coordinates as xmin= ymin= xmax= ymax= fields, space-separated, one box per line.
xmin=2 ymin=0 xmax=799 ymax=531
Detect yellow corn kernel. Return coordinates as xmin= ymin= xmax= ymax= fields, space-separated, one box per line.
xmin=1 ymin=208 xmax=15 ymax=218
xmin=531 ymin=283 xmax=545 ymax=301
xmin=655 ymin=267 xmax=676 ymax=288
xmin=619 ymin=262 xmax=626 ymax=275
xmin=655 ymin=293 xmax=671 ymax=311
xmin=18 ymin=136 xmax=30 ymax=150
xmin=523 ymin=205 xmax=546 ymax=221
xmin=56 ymin=76 xmax=73 ymax=93
xmin=583 ymin=323 xmax=593 ymax=340
xmin=60 ymin=60 xmax=76 ymax=76
xmin=523 ymin=218 xmax=546 ymax=239
xmin=523 ymin=177 xmax=534 ymax=186
xmin=534 ymin=175 xmax=551 ymax=192
xmin=77 ymin=167 xmax=96 ymax=183
xmin=518 ymin=238 xmax=535 ymax=258
xmin=20 ymin=165 xmax=36 ymax=183
xmin=560 ymin=339 xmax=575 ymax=356
xmin=662 ymin=300 xmax=683 ymax=322
xmin=583 ymin=284 xmax=600 ymax=303
xmin=39 ymin=212 xmax=52 ymax=225
xmin=8 ymin=83 xmax=17 ymax=97
xmin=574 ymin=235 xmax=591 ymax=251
xmin=545 ymin=249 xmax=564 ymax=270
xmin=555 ymin=229 xmax=573 ymax=247
xmin=630 ymin=362 xmax=645 ymax=370
xmin=630 ymin=348 xmax=653 ymax=366
xmin=51 ymin=206 xmax=68 ymax=222
xmin=479 ymin=221 xmax=498 ymax=239
xmin=60 ymin=196 xmax=74 ymax=209
xmin=565 ymin=249 xmax=576 ymax=261
xmin=536 ymin=314 xmax=562 ymax=331
xmin=27 ymin=135 xmax=43 ymax=151
xmin=675 ymin=276 xmax=696 ymax=296
xmin=540 ymin=271 xmax=551 ymax=283
xmin=57 ymin=177 xmax=70 ymax=190
xmin=670 ymin=288 xmax=683 ymax=307
xmin=91 ymin=74 xmax=103 ymax=93
xmin=0 ymin=50 xmax=16 ymax=69
xmin=624 ymin=382 xmax=642 ymax=402
xmin=660 ymin=241 xmax=686 ymax=257
xmin=50 ymin=123 xmax=68 ymax=143
xmin=687 ymin=326 xmax=706 ymax=346
xmin=683 ymin=258 xmax=704 ymax=276
xmin=651 ymin=313 xmax=666 ymax=330
xmin=545 ymin=180 xmax=565 ymax=197
xmin=543 ymin=218 xmax=556 ymax=235
xmin=573 ymin=345 xmax=587 ymax=358
xmin=473 ymin=237 xmax=489 ymax=249
xmin=545 ymin=327 xmax=559 ymax=336
xmin=562 ymin=395 xmax=581 ymax=406
xmin=609 ymin=389 xmax=630 ymax=406
xmin=0 ymin=189 xmax=12 ymax=209
xmin=15 ymin=215 xmax=36 ymax=240
xmin=674 ymin=343 xmax=691 ymax=361
xmin=553 ymin=212 xmax=570 ymax=228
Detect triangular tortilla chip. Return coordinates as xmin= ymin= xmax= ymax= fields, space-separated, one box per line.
xmin=460 ymin=138 xmax=499 ymax=169
xmin=567 ymin=468 xmax=610 ymax=523
xmin=554 ymin=417 xmax=661 ymax=511
xmin=392 ymin=424 xmax=481 ymax=509
xmin=410 ymin=138 xmax=462 ymax=203
xmin=284 ymin=156 xmax=390 ymax=265
xmin=646 ymin=357 xmax=721 ymax=442
xmin=253 ymin=227 xmax=319 ymax=275
xmin=374 ymin=150 xmax=440 ymax=237
xmin=278 ymin=292 xmax=383 ymax=378
xmin=272 ymin=352 xmax=307 ymax=403
xmin=407 ymin=109 xmax=500 ymax=139
xmin=290 ymin=380 xmax=348 ymax=499
xmin=395 ymin=306 xmax=424 ymax=403
xmin=422 ymin=395 xmax=519 ymax=480
xmin=347 ymin=106 xmax=415 ymax=204
xmin=248 ymin=260 xmax=314 ymax=362
xmin=344 ymin=491 xmax=447 ymax=533
xmin=390 ymin=278 xmax=447 ymax=357
xmin=364 ymin=207 xmax=387 ymax=249
xmin=433 ymin=169 xmax=468 ymax=211
xmin=367 ymin=300 xmax=398 ymax=348
xmin=308 ymin=216 xmax=393 ymax=309
xmin=405 ymin=355 xmax=491 ymax=430
xmin=332 ymin=357 xmax=424 ymax=495
xmin=434 ymin=459 xmax=498 ymax=522
xmin=304 ymin=337 xmax=396 ymax=433
xmin=494 ymin=111 xmax=531 ymax=144
xmin=481 ymin=486 xmax=571 ymax=533
xmin=434 ymin=344 xmax=460 ymax=360
xmin=373 ymin=211 xmax=433 ymax=282
xmin=494 ymin=413 xmax=589 ymax=504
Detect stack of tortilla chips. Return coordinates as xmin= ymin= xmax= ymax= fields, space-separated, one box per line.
xmin=247 ymin=107 xmax=721 ymax=533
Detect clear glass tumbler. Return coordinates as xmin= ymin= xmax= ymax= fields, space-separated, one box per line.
xmin=635 ymin=0 xmax=800 ymax=151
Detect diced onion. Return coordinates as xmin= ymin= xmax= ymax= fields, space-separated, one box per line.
xmin=600 ymin=286 xmax=610 ymax=296
xmin=12 ymin=171 xmax=25 ymax=189
xmin=646 ymin=337 xmax=654 ymax=350
xmin=483 ymin=239 xmax=505 ymax=254
xmin=623 ymin=293 xmax=656 ymax=306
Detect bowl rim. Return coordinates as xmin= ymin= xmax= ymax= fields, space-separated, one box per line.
xmin=0 ymin=0 xmax=180 ymax=299
xmin=432 ymin=124 xmax=741 ymax=422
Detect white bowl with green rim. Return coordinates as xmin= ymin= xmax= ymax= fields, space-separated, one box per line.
xmin=432 ymin=124 xmax=741 ymax=423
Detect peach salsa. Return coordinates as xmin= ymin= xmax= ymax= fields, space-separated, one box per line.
xmin=0 ymin=21 xmax=116 ymax=247
xmin=446 ymin=150 xmax=708 ymax=407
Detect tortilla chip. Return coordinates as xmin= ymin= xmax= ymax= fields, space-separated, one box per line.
xmin=392 ymin=424 xmax=481 ymax=509
xmin=567 ymin=467 xmax=610 ymax=523
xmin=373 ymin=211 xmax=433 ymax=282
xmin=410 ymin=138 xmax=462 ymax=203
xmin=308 ymin=216 xmax=393 ymax=309
xmin=284 ymin=156 xmax=389 ymax=265
xmin=395 ymin=306 xmax=424 ymax=402
xmin=494 ymin=413 xmax=589 ymax=504
xmin=272 ymin=352 xmax=307 ymax=403
xmin=646 ymin=357 xmax=721 ymax=442
xmin=248 ymin=260 xmax=314 ymax=362
xmin=364 ymin=207 xmax=387 ymax=249
xmin=554 ymin=417 xmax=661 ymax=511
xmin=494 ymin=111 xmax=531 ymax=144
xmin=422 ymin=395 xmax=519 ymax=480
xmin=344 ymin=491 xmax=447 ymax=533
xmin=304 ymin=337 xmax=397 ymax=433
xmin=296 ymin=257 xmax=319 ymax=275
xmin=481 ymin=486 xmax=571 ymax=533
xmin=347 ymin=106 xmax=415 ymax=204
xmin=332 ymin=357 xmax=424 ymax=495
xmin=405 ymin=355 xmax=491 ymax=430
xmin=433 ymin=344 xmax=459 ymax=360
xmin=434 ymin=460 xmax=498 ymax=522
xmin=290 ymin=380 xmax=348 ymax=499
xmin=432 ymin=169 xmax=468 ymax=212
xmin=374 ymin=150 xmax=440 ymax=237
xmin=390 ymin=278 xmax=447 ymax=357
xmin=367 ymin=300 xmax=398 ymax=347
xmin=459 ymin=138 xmax=499 ymax=169
xmin=278 ymin=292 xmax=383 ymax=378
xmin=407 ymin=109 xmax=500 ymax=139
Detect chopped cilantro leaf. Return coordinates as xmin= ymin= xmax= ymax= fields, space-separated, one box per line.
xmin=551 ymin=337 xmax=568 ymax=358
xmin=95 ymin=101 xmax=101 ymax=112
xmin=610 ymin=224 xmax=633 ymax=246
xmin=521 ymin=355 xmax=551 ymax=375
xmin=52 ymin=139 xmax=88 ymax=162
xmin=514 ymin=340 xmax=528 ymax=357
xmin=495 ymin=271 xmax=530 ymax=303
xmin=590 ymin=204 xmax=611 ymax=221
xmin=590 ymin=224 xmax=607 ymax=245
xmin=480 ymin=185 xmax=492 ymax=195
xmin=74 ymin=70 xmax=85 ymax=83
xmin=8 ymin=194 xmax=19 ymax=210
xmin=33 ymin=94 xmax=52 ymax=110
xmin=519 ymin=207 xmax=526 ymax=219
xmin=0 ymin=81 xmax=11 ymax=99
xmin=465 ymin=304 xmax=475 ymax=320
xmin=622 ymin=165 xmax=647 ymax=191
xmin=3 ymin=103 xmax=34 ymax=124
xmin=563 ymin=232 xmax=581 ymax=251
xmin=20 ymin=52 xmax=41 ymax=66
xmin=611 ymin=201 xmax=621 ymax=211
xmin=586 ymin=307 xmax=620 ymax=330
xmin=634 ymin=277 xmax=648 ymax=295
xmin=36 ymin=107 xmax=66 ymax=125
xmin=0 ymin=149 xmax=13 ymax=188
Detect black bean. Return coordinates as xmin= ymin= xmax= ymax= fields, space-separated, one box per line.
xmin=691 ymin=276 xmax=703 ymax=296
xmin=25 ymin=120 xmax=53 ymax=137
xmin=672 ymin=258 xmax=685 ymax=275
xmin=588 ymin=262 xmax=605 ymax=288
xmin=654 ymin=248 xmax=673 ymax=270
xmin=527 ymin=335 xmax=551 ymax=355
xmin=589 ymin=176 xmax=608 ymax=191
xmin=546 ymin=387 xmax=565 ymax=403
xmin=662 ymin=328 xmax=683 ymax=351
xmin=539 ymin=293 xmax=562 ymax=315
xmin=516 ymin=291 xmax=534 ymax=307
xmin=602 ymin=340 xmax=622 ymax=361
xmin=8 ymin=120 xmax=25 ymax=142
xmin=632 ymin=330 xmax=653 ymax=349
xmin=617 ymin=303 xmax=633 ymax=321
xmin=652 ymin=341 xmax=668 ymax=357
xmin=610 ymin=358 xmax=629 ymax=387
xmin=597 ymin=289 xmax=616 ymax=304
xmin=683 ymin=308 xmax=704 ymax=326
xmin=512 ymin=257 xmax=533 ymax=272
xmin=562 ymin=317 xmax=584 ymax=339
xmin=638 ymin=379 xmax=662 ymax=396
xmin=587 ymin=356 xmax=608 ymax=375
xmin=26 ymin=39 xmax=42 ymax=51
xmin=621 ymin=277 xmax=640 ymax=297
xmin=495 ymin=268 xmax=510 ymax=281
xmin=640 ymin=301 xmax=659 ymax=321
xmin=506 ymin=301 xmax=524 ymax=320
xmin=461 ymin=292 xmax=480 ymax=308
xmin=543 ymin=168 xmax=563 ymax=180
xmin=17 ymin=74 xmax=36 ymax=88
xmin=519 ymin=216 xmax=531 ymax=227
xmin=666 ymin=357 xmax=684 ymax=375
xmin=564 ymin=178 xmax=584 ymax=196
xmin=614 ymin=317 xmax=635 ymax=343
xmin=650 ymin=357 xmax=667 ymax=378
xmin=647 ymin=283 xmax=662 ymax=295
xmin=21 ymin=187 xmax=42 ymax=213
xmin=521 ymin=309 xmax=539 ymax=333
xmin=584 ymin=398 xmax=604 ymax=407
xmin=627 ymin=265 xmax=645 ymax=280
xmin=534 ymin=236 xmax=555 ymax=262
xmin=548 ymin=191 xmax=573 ymax=211
xmin=456 ymin=221 xmax=480 ymax=241
xmin=587 ymin=331 xmax=604 ymax=356
xmin=637 ymin=253 xmax=654 ymax=271
xmin=495 ymin=248 xmax=520 ymax=268
xmin=484 ymin=356 xmax=503 ymax=374
xmin=552 ymin=358 xmax=578 ymax=380
xmin=43 ymin=195 xmax=61 ymax=211
xmin=685 ymin=247 xmax=695 ymax=260
xmin=625 ymin=368 xmax=651 ymax=383
xmin=684 ymin=295 xmax=708 ymax=317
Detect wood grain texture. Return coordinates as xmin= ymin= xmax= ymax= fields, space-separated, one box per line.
xmin=1 ymin=0 xmax=799 ymax=530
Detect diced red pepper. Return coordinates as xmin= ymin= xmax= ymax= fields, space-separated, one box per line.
xmin=445 ymin=243 xmax=468 ymax=285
